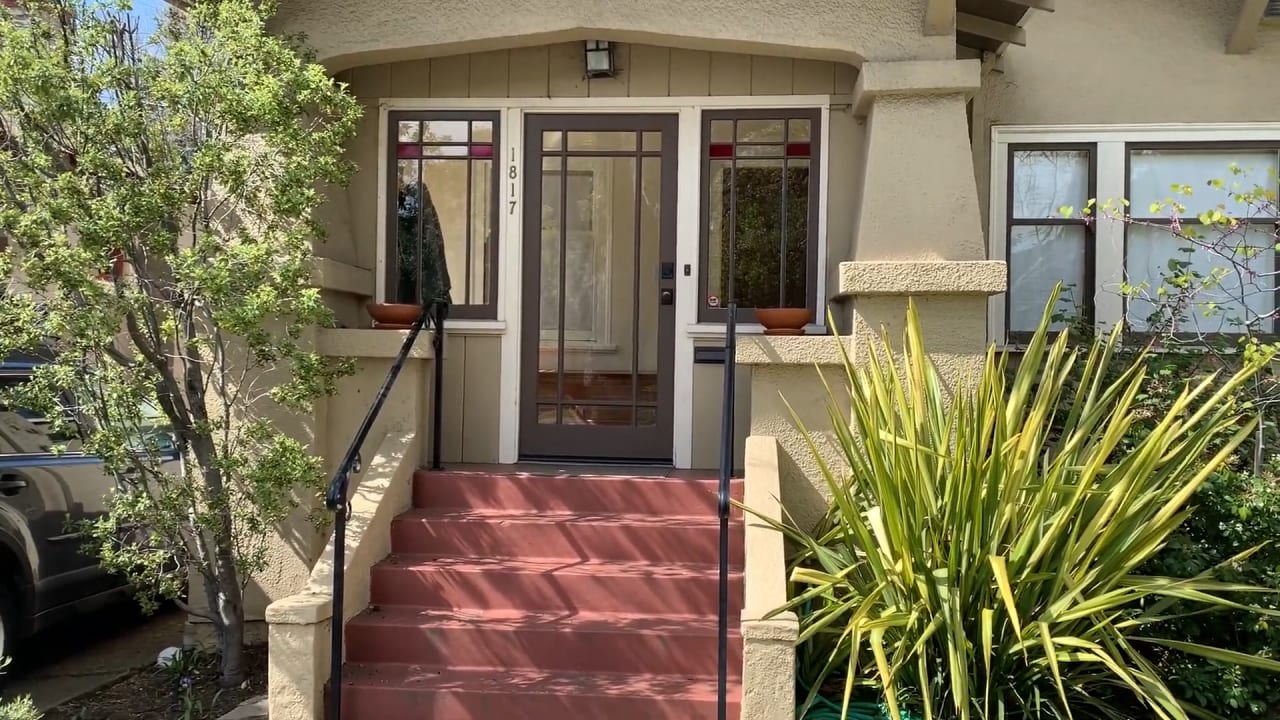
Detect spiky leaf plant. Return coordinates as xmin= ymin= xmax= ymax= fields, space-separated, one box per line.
xmin=758 ymin=290 xmax=1280 ymax=720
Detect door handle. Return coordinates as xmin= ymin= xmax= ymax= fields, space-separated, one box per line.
xmin=0 ymin=475 xmax=28 ymax=496
xmin=660 ymin=288 xmax=674 ymax=306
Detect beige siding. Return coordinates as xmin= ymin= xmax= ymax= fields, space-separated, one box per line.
xmin=439 ymin=335 xmax=502 ymax=464
xmin=691 ymin=354 xmax=752 ymax=470
xmin=343 ymin=42 xmax=852 ymax=100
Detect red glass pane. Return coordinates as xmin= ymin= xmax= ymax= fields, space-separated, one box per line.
xmin=708 ymin=143 xmax=734 ymax=158
xmin=470 ymin=143 xmax=494 ymax=158
xmin=785 ymin=142 xmax=811 ymax=158
xmin=397 ymin=143 xmax=420 ymax=159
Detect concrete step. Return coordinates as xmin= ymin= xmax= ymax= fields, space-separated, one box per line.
xmin=413 ymin=469 xmax=744 ymax=516
xmin=369 ymin=554 xmax=743 ymax=616
xmin=345 ymin=606 xmax=744 ymax=676
xmin=338 ymin=663 xmax=741 ymax=720
xmin=389 ymin=508 xmax=745 ymax=564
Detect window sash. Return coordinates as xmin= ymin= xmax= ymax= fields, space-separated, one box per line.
xmin=698 ymin=108 xmax=822 ymax=324
xmin=1005 ymin=143 xmax=1098 ymax=341
xmin=1123 ymin=142 xmax=1280 ymax=337
xmin=1126 ymin=143 xmax=1280 ymax=223
xmin=385 ymin=110 xmax=501 ymax=319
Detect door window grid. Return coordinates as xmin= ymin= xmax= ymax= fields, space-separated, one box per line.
xmin=535 ymin=128 xmax=661 ymax=428
xmin=387 ymin=111 xmax=500 ymax=318
xmin=699 ymin=109 xmax=822 ymax=323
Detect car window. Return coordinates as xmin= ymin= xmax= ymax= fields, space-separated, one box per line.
xmin=0 ymin=376 xmax=84 ymax=455
xmin=129 ymin=399 xmax=177 ymax=455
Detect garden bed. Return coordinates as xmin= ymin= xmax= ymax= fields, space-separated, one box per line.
xmin=42 ymin=645 xmax=266 ymax=720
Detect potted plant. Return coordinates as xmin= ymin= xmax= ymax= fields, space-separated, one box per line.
xmin=722 ymin=165 xmax=812 ymax=335
xmin=368 ymin=182 xmax=451 ymax=328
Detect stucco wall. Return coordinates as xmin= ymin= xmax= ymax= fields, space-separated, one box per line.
xmin=691 ymin=350 xmax=752 ymax=470
xmin=972 ymin=0 xmax=1280 ymax=233
xmin=273 ymin=0 xmax=950 ymax=72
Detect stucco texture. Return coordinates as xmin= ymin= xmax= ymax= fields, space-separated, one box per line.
xmin=972 ymin=0 xmax=1280 ymax=228
xmin=272 ymin=0 xmax=952 ymax=71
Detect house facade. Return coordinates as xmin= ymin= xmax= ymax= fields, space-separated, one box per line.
xmin=257 ymin=0 xmax=1280 ymax=718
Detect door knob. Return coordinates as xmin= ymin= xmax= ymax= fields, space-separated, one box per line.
xmin=660 ymin=288 xmax=674 ymax=306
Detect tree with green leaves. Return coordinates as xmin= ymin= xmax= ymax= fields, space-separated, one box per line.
xmin=0 ymin=0 xmax=360 ymax=685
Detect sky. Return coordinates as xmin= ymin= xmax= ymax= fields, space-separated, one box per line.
xmin=125 ymin=0 xmax=165 ymax=38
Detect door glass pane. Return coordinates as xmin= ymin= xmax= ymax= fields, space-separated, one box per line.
xmin=568 ymin=131 xmax=636 ymax=152
xmin=535 ymin=129 xmax=664 ymax=427
xmin=637 ymin=156 xmax=662 ymax=404
xmin=564 ymin=405 xmax=634 ymax=426
xmin=538 ymin=155 xmax=563 ymax=397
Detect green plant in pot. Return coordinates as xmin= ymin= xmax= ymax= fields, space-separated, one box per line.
xmin=719 ymin=165 xmax=811 ymax=334
xmin=754 ymin=288 xmax=1280 ymax=720
xmin=368 ymin=181 xmax=452 ymax=327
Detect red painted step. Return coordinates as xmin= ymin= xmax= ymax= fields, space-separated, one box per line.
xmin=389 ymin=508 xmax=745 ymax=564
xmin=339 ymin=664 xmax=742 ymax=720
xmin=369 ymin=554 xmax=742 ymax=616
xmin=343 ymin=468 xmax=746 ymax=720
xmin=414 ymin=469 xmax=744 ymax=515
xmin=345 ymin=606 xmax=744 ymax=675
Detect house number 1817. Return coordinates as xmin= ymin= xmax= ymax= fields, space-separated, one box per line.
xmin=508 ymin=156 xmax=518 ymax=215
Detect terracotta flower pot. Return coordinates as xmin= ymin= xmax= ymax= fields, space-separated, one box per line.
xmin=367 ymin=302 xmax=422 ymax=329
xmin=754 ymin=307 xmax=812 ymax=336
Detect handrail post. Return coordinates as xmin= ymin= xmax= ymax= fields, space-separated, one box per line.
xmin=717 ymin=302 xmax=737 ymax=720
xmin=328 ymin=491 xmax=346 ymax=720
xmin=323 ymin=303 xmax=432 ymax=720
xmin=431 ymin=301 xmax=447 ymax=471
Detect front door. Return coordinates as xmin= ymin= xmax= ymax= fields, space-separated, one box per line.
xmin=519 ymin=114 xmax=678 ymax=461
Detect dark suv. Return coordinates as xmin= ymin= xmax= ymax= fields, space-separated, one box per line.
xmin=0 ymin=353 xmax=179 ymax=657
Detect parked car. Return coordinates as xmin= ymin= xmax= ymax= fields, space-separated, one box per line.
xmin=0 ymin=352 xmax=180 ymax=658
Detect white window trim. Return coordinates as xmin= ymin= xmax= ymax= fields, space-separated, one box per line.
xmin=989 ymin=123 xmax=1280 ymax=347
xmin=377 ymin=95 xmax=836 ymax=468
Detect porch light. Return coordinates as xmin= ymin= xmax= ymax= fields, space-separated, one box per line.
xmin=584 ymin=40 xmax=615 ymax=78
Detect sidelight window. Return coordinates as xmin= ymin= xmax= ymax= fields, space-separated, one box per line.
xmin=387 ymin=111 xmax=500 ymax=318
xmin=699 ymin=109 xmax=821 ymax=323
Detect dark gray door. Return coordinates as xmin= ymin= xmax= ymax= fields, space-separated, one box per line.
xmin=520 ymin=114 xmax=678 ymax=461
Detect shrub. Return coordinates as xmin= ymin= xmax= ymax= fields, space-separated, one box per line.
xmin=760 ymin=294 xmax=1280 ymax=720
xmin=0 ymin=696 xmax=40 ymax=720
xmin=1054 ymin=346 xmax=1280 ymax=716
xmin=0 ymin=657 xmax=41 ymax=720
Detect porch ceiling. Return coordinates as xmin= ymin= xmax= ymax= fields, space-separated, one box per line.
xmin=945 ymin=0 xmax=1053 ymax=58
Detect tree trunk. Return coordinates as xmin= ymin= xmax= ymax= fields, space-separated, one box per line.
xmin=216 ymin=584 xmax=246 ymax=687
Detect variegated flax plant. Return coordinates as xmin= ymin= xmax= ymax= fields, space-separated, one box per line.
xmin=757 ymin=288 xmax=1280 ymax=720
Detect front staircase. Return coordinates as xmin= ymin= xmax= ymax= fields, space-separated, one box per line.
xmin=337 ymin=468 xmax=746 ymax=719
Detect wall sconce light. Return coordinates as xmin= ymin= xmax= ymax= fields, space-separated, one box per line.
xmin=584 ymin=40 xmax=616 ymax=79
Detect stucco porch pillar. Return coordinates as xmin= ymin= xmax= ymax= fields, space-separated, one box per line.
xmin=841 ymin=59 xmax=1005 ymax=387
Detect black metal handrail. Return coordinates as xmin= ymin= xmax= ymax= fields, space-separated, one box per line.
xmin=324 ymin=301 xmax=444 ymax=720
xmin=716 ymin=302 xmax=737 ymax=720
